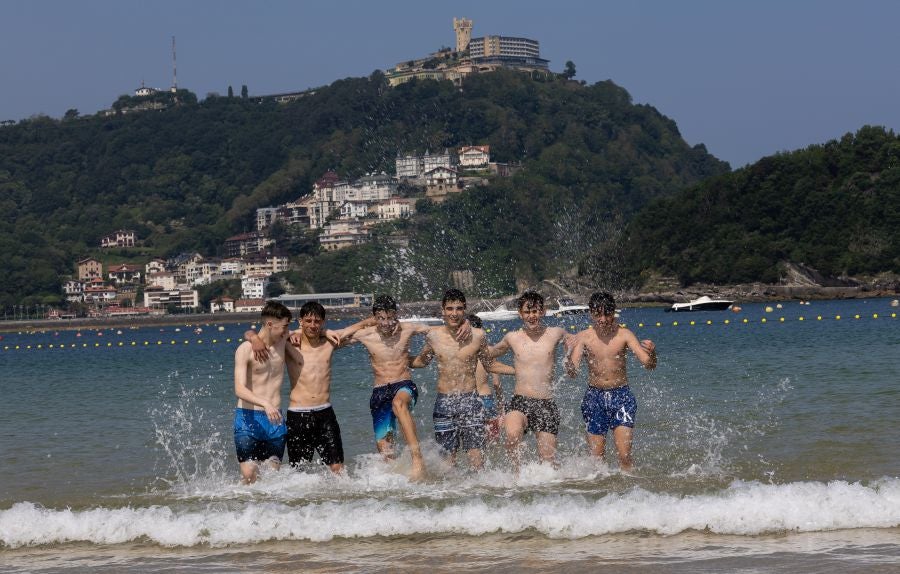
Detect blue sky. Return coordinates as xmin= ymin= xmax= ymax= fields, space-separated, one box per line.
xmin=2 ymin=0 xmax=899 ymax=167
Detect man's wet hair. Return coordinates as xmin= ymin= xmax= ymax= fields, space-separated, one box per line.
xmin=517 ymin=291 xmax=544 ymax=310
xmin=441 ymin=288 xmax=467 ymax=307
xmin=261 ymin=300 xmax=292 ymax=321
xmin=467 ymin=313 xmax=483 ymax=329
xmin=372 ymin=294 xmax=398 ymax=314
xmin=589 ymin=292 xmax=616 ymax=315
xmin=299 ymin=301 xmax=326 ymax=320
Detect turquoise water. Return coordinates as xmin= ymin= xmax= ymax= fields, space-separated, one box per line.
xmin=1 ymin=298 xmax=898 ymax=572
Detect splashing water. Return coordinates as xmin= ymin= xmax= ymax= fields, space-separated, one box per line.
xmin=150 ymin=370 xmax=230 ymax=491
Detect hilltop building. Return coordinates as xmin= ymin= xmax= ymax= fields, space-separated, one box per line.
xmin=385 ymin=18 xmax=550 ymax=87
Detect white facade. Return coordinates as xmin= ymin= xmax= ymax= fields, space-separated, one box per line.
xmin=145 ymin=259 xmax=166 ymax=275
xmin=210 ymin=298 xmax=235 ymax=313
xmin=319 ymin=220 xmax=370 ymax=251
xmin=375 ymin=198 xmax=415 ymax=220
xmin=425 ymin=166 xmax=458 ymax=186
xmin=396 ymin=154 xmax=420 ymax=179
xmin=84 ymin=286 xmax=118 ymax=304
xmin=144 ymin=289 xmax=199 ymax=310
xmin=241 ymin=275 xmax=270 ymax=299
xmin=458 ymin=145 xmax=490 ymax=168
xmin=146 ymin=272 xmax=176 ymax=291
xmin=423 ymin=150 xmax=454 ymax=173
xmin=101 ymin=230 xmax=136 ymax=248
xmin=469 ymin=36 xmax=541 ymax=58
xmin=220 ymin=259 xmax=244 ymax=275
xmin=338 ymin=201 xmax=369 ymax=219
xmin=349 ymin=173 xmax=397 ymax=201
xmin=63 ymin=280 xmax=84 ymax=302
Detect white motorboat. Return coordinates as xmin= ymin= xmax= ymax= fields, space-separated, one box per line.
xmin=545 ymin=297 xmax=589 ymax=317
xmin=475 ymin=302 xmax=520 ymax=321
xmin=666 ymin=295 xmax=734 ymax=312
xmin=399 ymin=315 xmax=443 ymax=324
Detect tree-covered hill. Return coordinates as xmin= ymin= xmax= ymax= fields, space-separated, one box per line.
xmin=0 ymin=70 xmax=729 ymax=306
xmin=624 ymin=126 xmax=900 ymax=286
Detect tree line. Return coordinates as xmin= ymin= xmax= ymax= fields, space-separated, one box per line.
xmin=13 ymin=69 xmax=889 ymax=308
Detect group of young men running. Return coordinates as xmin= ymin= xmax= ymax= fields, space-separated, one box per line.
xmin=232 ymin=289 xmax=657 ymax=484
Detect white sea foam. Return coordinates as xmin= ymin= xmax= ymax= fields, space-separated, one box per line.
xmin=2 ymin=478 xmax=898 ymax=548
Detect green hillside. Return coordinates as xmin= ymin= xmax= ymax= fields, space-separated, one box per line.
xmin=625 ymin=126 xmax=900 ymax=286
xmin=1 ymin=70 xmax=729 ymax=306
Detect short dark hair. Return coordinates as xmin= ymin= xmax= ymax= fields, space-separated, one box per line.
xmin=517 ymin=291 xmax=544 ymax=310
xmin=372 ymin=294 xmax=398 ymax=314
xmin=299 ymin=301 xmax=326 ymax=320
xmin=467 ymin=313 xmax=483 ymax=329
xmin=441 ymin=289 xmax=466 ymax=307
xmin=261 ymin=300 xmax=292 ymax=321
xmin=589 ymin=292 xmax=616 ymax=314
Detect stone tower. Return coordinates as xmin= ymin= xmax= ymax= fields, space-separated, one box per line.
xmin=453 ymin=17 xmax=473 ymax=53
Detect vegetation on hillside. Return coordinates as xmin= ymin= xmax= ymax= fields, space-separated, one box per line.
xmin=624 ymin=125 xmax=900 ymax=286
xmin=0 ymin=70 xmax=727 ymax=306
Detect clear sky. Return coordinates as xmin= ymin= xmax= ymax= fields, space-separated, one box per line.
xmin=2 ymin=0 xmax=899 ymax=168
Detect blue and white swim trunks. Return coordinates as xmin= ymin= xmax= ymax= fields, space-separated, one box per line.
xmin=581 ymin=386 xmax=637 ymax=435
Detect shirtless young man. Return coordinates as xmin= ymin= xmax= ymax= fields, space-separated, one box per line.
xmin=485 ymin=291 xmax=570 ymax=468
xmin=245 ymin=302 xmax=373 ymax=474
xmin=565 ymin=292 xmax=657 ymax=472
xmin=339 ymin=295 xmax=469 ymax=480
xmin=410 ymin=289 xmax=506 ymax=471
xmin=233 ymin=301 xmax=303 ymax=484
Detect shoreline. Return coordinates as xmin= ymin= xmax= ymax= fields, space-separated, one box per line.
xmin=2 ymin=286 xmax=897 ymax=333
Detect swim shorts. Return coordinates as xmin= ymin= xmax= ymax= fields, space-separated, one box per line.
xmin=286 ymin=404 xmax=344 ymax=466
xmin=233 ymin=408 xmax=287 ymax=463
xmin=479 ymin=393 xmax=499 ymax=419
xmin=581 ymin=385 xmax=637 ymax=435
xmin=433 ymin=391 xmax=486 ymax=453
xmin=369 ymin=380 xmax=418 ymax=442
xmin=507 ymin=394 xmax=560 ymax=435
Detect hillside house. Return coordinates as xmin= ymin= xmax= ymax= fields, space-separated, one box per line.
xmin=100 ymin=230 xmax=136 ymax=248
xmin=77 ymin=258 xmax=102 ymax=281
xmin=425 ymin=166 xmax=461 ymax=201
xmin=458 ymin=145 xmax=490 ymax=169
xmin=319 ymin=219 xmax=370 ymax=251
xmin=210 ymin=296 xmax=235 ymax=313
xmin=107 ymin=263 xmax=143 ymax=286
xmin=375 ymin=198 xmax=416 ymax=220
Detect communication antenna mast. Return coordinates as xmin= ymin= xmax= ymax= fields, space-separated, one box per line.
xmin=171 ymin=36 xmax=177 ymax=93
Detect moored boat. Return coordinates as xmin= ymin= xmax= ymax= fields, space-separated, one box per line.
xmin=666 ymin=295 xmax=734 ymax=312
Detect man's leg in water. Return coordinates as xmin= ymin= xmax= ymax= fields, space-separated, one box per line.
xmin=586 ymin=432 xmax=607 ymax=462
xmin=392 ymin=390 xmax=425 ymax=479
xmin=612 ymin=425 xmax=634 ymax=472
xmin=504 ymin=410 xmax=527 ymax=470
xmin=466 ymin=447 xmax=484 ymax=471
xmin=535 ymin=431 xmax=558 ymax=466
xmin=376 ymin=434 xmax=395 ymax=459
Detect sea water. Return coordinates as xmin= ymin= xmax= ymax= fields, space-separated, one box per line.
xmin=0 ymin=298 xmax=898 ymax=572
